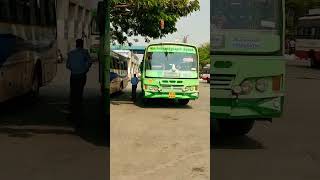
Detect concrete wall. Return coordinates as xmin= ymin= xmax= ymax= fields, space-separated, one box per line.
xmin=56 ymin=0 xmax=92 ymax=58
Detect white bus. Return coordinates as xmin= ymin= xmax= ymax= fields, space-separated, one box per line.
xmin=295 ymin=9 xmax=320 ymax=67
xmin=0 ymin=0 xmax=57 ymax=102
xmin=110 ymin=51 xmax=129 ymax=94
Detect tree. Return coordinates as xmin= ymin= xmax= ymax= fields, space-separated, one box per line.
xmin=110 ymin=0 xmax=200 ymax=44
xmin=198 ymin=43 xmax=210 ymax=69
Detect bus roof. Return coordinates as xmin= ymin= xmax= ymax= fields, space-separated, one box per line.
xmin=299 ymin=15 xmax=320 ymax=20
xmin=111 ymin=51 xmax=129 ymax=60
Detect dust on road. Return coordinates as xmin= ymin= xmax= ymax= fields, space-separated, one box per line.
xmin=111 ymin=82 xmax=210 ymax=180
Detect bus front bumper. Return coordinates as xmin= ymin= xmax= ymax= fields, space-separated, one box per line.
xmin=143 ymin=91 xmax=199 ymax=100
xmin=211 ymin=96 xmax=284 ymax=120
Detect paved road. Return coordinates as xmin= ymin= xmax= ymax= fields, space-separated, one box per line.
xmin=212 ymin=63 xmax=320 ymax=180
xmin=111 ymin=82 xmax=210 ymax=180
xmin=0 ymin=63 xmax=109 ymax=180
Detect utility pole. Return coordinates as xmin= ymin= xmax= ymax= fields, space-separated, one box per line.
xmin=105 ymin=0 xmax=110 ymax=99
xmin=97 ymin=0 xmax=110 ymax=145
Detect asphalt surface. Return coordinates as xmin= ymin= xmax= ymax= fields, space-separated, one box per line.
xmin=0 ymin=63 xmax=109 ymax=180
xmin=110 ymin=81 xmax=210 ymax=180
xmin=4 ymin=61 xmax=316 ymax=180
xmin=212 ymin=62 xmax=320 ymax=180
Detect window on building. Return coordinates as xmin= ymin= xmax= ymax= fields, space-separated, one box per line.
xmin=0 ymin=0 xmax=10 ymax=22
xmin=9 ymin=0 xmax=32 ymax=25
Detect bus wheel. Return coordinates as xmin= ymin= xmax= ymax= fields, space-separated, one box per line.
xmin=310 ymin=57 xmax=317 ymax=68
xmin=30 ymin=66 xmax=41 ymax=98
xmin=120 ymin=82 xmax=124 ymax=91
xmin=178 ymin=99 xmax=189 ymax=105
xmin=218 ymin=119 xmax=255 ymax=136
xmin=142 ymin=98 xmax=150 ymax=105
xmin=309 ymin=50 xmax=318 ymax=68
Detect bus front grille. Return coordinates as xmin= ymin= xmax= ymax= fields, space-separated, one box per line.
xmin=211 ymin=74 xmax=235 ymax=90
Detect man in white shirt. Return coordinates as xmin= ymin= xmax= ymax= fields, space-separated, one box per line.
xmin=131 ymin=74 xmax=139 ymax=101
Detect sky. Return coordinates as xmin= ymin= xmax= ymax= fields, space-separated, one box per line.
xmin=91 ymin=0 xmax=210 ymax=47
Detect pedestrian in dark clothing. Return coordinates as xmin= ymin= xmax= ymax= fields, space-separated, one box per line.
xmin=66 ymin=39 xmax=92 ymax=124
xmin=289 ymin=39 xmax=296 ymax=55
xmin=131 ymin=74 xmax=139 ymax=101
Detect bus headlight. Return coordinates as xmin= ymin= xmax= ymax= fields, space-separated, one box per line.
xmin=256 ymin=79 xmax=268 ymax=92
xmin=232 ymin=86 xmax=242 ymax=94
xmin=241 ymin=80 xmax=253 ymax=95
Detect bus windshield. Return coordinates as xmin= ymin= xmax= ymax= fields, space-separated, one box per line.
xmin=297 ymin=17 xmax=320 ymax=39
xmin=212 ymin=0 xmax=280 ymax=31
xmin=145 ymin=45 xmax=198 ymax=79
xmin=211 ymin=0 xmax=282 ymax=54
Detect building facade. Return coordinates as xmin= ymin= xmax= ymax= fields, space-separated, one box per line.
xmin=56 ymin=0 xmax=93 ymax=58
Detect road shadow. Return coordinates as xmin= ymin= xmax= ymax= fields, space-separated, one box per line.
xmin=0 ymin=89 xmax=108 ymax=147
xmin=0 ymin=126 xmax=74 ymax=138
xmin=211 ymin=134 xmax=265 ymax=150
xmin=110 ymin=90 xmax=193 ymax=109
xmin=110 ymin=91 xmax=135 ymax=105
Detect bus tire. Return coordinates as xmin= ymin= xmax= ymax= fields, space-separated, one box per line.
xmin=178 ymin=99 xmax=189 ymax=105
xmin=120 ymin=82 xmax=124 ymax=91
xmin=310 ymin=57 xmax=317 ymax=68
xmin=218 ymin=119 xmax=255 ymax=136
xmin=142 ymin=98 xmax=149 ymax=105
xmin=309 ymin=50 xmax=318 ymax=68
xmin=30 ymin=62 xmax=41 ymax=98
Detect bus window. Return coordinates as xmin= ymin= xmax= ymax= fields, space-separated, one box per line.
xmin=316 ymin=27 xmax=320 ymax=39
xmin=0 ymin=0 xmax=10 ymax=21
xmin=213 ymin=0 xmax=279 ymax=30
xmin=12 ymin=0 xmax=32 ymax=25
xmin=311 ymin=27 xmax=316 ymax=38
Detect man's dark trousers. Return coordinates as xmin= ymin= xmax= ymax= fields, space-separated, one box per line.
xmin=132 ymin=85 xmax=137 ymax=101
xmin=70 ymin=74 xmax=87 ymax=123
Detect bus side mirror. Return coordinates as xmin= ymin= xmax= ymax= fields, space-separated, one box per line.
xmin=97 ymin=1 xmax=106 ymax=35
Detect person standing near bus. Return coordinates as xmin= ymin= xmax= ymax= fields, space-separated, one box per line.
xmin=131 ymin=74 xmax=139 ymax=101
xmin=66 ymin=39 xmax=92 ymax=124
xmin=289 ymin=38 xmax=296 ymax=55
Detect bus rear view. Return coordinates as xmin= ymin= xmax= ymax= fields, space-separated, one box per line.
xmin=141 ymin=43 xmax=200 ymax=105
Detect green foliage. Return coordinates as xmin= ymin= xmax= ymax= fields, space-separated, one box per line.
xmin=198 ymin=43 xmax=210 ymax=68
xmin=110 ymin=0 xmax=200 ymax=44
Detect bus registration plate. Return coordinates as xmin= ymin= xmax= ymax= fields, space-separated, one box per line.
xmin=168 ymin=92 xmax=176 ymax=99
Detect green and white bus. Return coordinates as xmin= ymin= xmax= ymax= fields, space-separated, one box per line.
xmin=141 ymin=43 xmax=200 ymax=105
xmin=211 ymin=0 xmax=285 ymax=135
